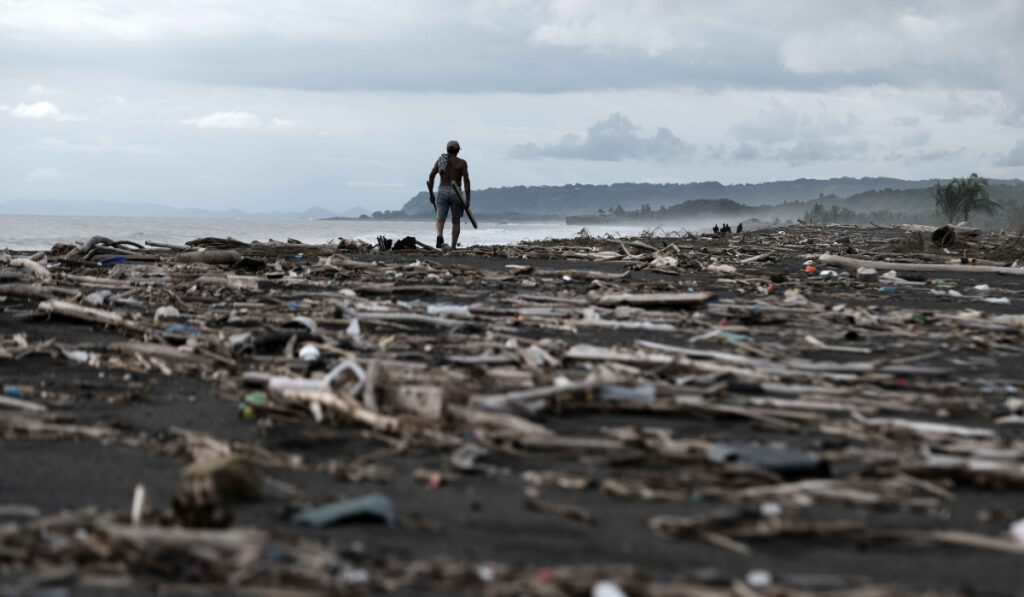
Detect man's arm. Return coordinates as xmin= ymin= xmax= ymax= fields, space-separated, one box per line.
xmin=463 ymin=163 xmax=470 ymax=206
xmin=427 ymin=163 xmax=438 ymax=203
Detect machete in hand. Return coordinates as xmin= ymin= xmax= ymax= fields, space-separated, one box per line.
xmin=452 ymin=183 xmax=478 ymax=229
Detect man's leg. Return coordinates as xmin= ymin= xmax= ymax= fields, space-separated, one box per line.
xmin=451 ymin=217 xmax=461 ymax=248
xmin=434 ymin=196 xmax=450 ymax=248
xmin=435 ymin=218 xmax=445 ymax=248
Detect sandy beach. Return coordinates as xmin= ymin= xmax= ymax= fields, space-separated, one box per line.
xmin=2 ymin=224 xmax=1024 ymax=596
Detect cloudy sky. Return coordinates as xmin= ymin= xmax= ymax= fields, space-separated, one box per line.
xmin=2 ymin=0 xmax=1023 ymax=213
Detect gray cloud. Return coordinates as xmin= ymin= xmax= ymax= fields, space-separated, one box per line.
xmin=995 ymin=141 xmax=1024 ymax=167
xmin=886 ymin=148 xmax=967 ymax=164
xmin=901 ymin=131 xmax=931 ymax=148
xmin=731 ymin=102 xmax=860 ymax=146
xmin=774 ymin=138 xmax=868 ymax=166
xmin=942 ymin=94 xmax=989 ymax=123
xmin=2 ymin=1 xmax=1021 ymax=98
xmin=731 ymin=143 xmax=760 ymax=161
xmin=812 ymin=112 xmax=860 ymax=136
xmin=509 ymin=113 xmax=695 ymax=162
xmin=907 ymin=148 xmax=966 ymax=163
xmin=730 ymin=101 xmax=799 ymax=144
xmin=891 ymin=116 xmax=920 ymax=127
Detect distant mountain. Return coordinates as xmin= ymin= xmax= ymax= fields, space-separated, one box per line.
xmin=0 ymin=199 xmax=355 ymax=220
xmin=399 ymin=177 xmax=1024 ymax=217
xmin=565 ymin=181 xmax=1024 ymax=226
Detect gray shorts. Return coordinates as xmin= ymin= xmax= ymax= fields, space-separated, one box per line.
xmin=435 ymin=186 xmax=463 ymax=221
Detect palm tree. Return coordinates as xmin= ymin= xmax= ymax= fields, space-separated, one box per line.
xmin=956 ymin=173 xmax=999 ymax=222
xmin=933 ymin=173 xmax=1000 ymax=223
xmin=933 ymin=180 xmax=961 ymax=223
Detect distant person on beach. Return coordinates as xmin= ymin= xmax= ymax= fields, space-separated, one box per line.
xmin=427 ymin=140 xmax=471 ymax=249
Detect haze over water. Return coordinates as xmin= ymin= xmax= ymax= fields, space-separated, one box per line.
xmin=0 ymin=215 xmax=688 ymax=252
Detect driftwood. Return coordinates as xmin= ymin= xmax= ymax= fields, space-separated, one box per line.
xmin=37 ymin=300 xmax=128 ymax=328
xmin=0 ymin=395 xmax=47 ymax=412
xmin=173 ymin=250 xmax=242 ymax=265
xmin=0 ymin=283 xmax=55 ymax=299
xmin=66 ymin=236 xmax=145 ymax=260
xmin=102 ymin=524 xmax=268 ymax=569
xmin=899 ymin=224 xmax=980 ymax=235
xmin=8 ymin=258 xmax=51 ymax=281
xmin=820 ymin=253 xmax=1024 ymax=275
xmin=594 ymin=291 xmax=713 ymax=308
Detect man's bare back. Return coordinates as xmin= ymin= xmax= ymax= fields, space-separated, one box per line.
xmin=428 ymin=155 xmax=469 ymax=195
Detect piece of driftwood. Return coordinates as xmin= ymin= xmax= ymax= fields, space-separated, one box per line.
xmin=594 ymin=291 xmax=713 ymax=308
xmin=37 ymin=300 xmax=128 ymax=328
xmin=173 ymin=250 xmax=242 ymax=265
xmin=820 ymin=253 xmax=1024 ymax=276
xmin=898 ymin=224 xmax=980 ymax=235
xmin=470 ymin=380 xmax=604 ymax=413
xmin=448 ymin=404 xmax=554 ymax=436
xmin=0 ymin=395 xmax=47 ymax=412
xmin=103 ymin=524 xmax=267 ymax=569
xmin=0 ymin=283 xmax=55 ymax=299
xmin=523 ymin=485 xmax=595 ymax=526
xmin=267 ymin=376 xmax=400 ymax=434
xmin=8 ymin=258 xmax=51 ymax=281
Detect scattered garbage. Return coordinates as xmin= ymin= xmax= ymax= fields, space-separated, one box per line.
xmin=592 ymin=579 xmax=629 ymax=597
xmin=291 ymin=493 xmax=397 ymax=528
xmin=298 ymin=343 xmax=321 ymax=361
xmin=706 ymin=443 xmax=828 ymax=479
xmin=426 ymin=303 xmax=472 ymax=316
xmin=1 ymin=225 xmax=1023 ymax=595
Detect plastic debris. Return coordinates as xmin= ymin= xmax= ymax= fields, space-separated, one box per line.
xmin=591 ymin=580 xmax=628 ymax=597
xmin=291 ymin=493 xmax=396 ymax=528
xmin=706 ymin=443 xmax=828 ymax=479
xmin=298 ymin=343 xmax=321 ymax=361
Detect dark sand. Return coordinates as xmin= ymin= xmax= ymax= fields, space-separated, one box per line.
xmin=3 ymin=226 xmax=1024 ymax=595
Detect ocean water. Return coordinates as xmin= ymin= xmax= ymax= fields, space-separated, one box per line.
xmin=0 ymin=214 xmax=702 ymax=251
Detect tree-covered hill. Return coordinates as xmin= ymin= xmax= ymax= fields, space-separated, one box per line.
xmin=397 ymin=177 xmax=1022 ymax=218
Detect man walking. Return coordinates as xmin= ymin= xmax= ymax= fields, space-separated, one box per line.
xmin=427 ymin=140 xmax=471 ymax=249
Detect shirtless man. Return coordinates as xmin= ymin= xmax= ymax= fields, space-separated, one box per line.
xmin=427 ymin=140 xmax=471 ymax=249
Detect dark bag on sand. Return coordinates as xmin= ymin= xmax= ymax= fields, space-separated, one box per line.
xmin=393 ymin=236 xmax=418 ymax=251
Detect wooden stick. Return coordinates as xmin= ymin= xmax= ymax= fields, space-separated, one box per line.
xmin=820 ymin=253 xmax=1024 ymax=276
xmin=595 ymin=291 xmax=713 ymax=308
xmin=738 ymin=252 xmax=772 ymax=264
xmin=0 ymin=395 xmax=47 ymax=412
xmin=470 ymin=380 xmax=604 ymax=412
xmin=9 ymin=258 xmax=51 ymax=281
xmin=145 ymin=240 xmax=190 ymax=250
xmin=37 ymin=300 xmax=128 ymax=328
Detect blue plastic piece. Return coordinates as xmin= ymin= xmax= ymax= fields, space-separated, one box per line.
xmin=291 ymin=493 xmax=396 ymax=528
xmin=99 ymin=255 xmax=128 ymax=266
xmin=164 ymin=323 xmax=201 ymax=338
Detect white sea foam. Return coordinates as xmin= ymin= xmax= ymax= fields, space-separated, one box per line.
xmin=0 ymin=215 xmax=704 ymax=251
